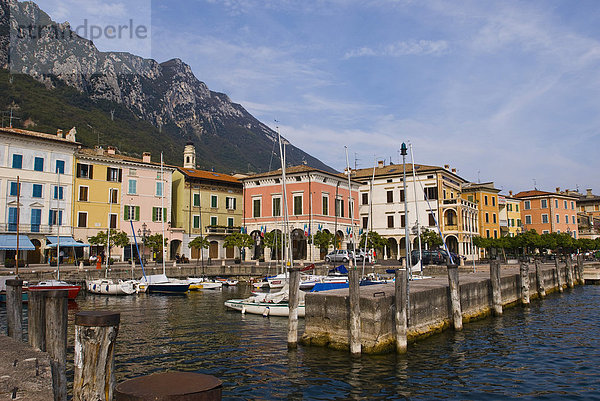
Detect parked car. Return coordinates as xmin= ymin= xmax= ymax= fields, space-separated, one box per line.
xmin=325 ymin=249 xmax=361 ymax=263
xmin=411 ymin=249 xmax=452 ymax=266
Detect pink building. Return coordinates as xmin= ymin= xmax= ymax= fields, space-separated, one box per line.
xmin=242 ymin=165 xmax=360 ymax=262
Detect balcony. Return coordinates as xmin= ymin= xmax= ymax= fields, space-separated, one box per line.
xmin=500 ymin=219 xmax=508 ymax=227
xmin=1 ymin=223 xmax=55 ymax=235
xmin=205 ymin=226 xmax=240 ymax=235
xmin=443 ymin=199 xmax=457 ymax=205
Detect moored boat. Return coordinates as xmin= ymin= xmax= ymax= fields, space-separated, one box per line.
xmin=28 ymin=280 xmax=81 ymax=300
xmin=186 ymin=277 xmax=223 ymax=290
xmin=224 ymin=284 xmax=305 ymax=317
xmin=141 ymin=274 xmax=190 ymax=294
xmin=86 ymin=279 xmax=136 ymax=295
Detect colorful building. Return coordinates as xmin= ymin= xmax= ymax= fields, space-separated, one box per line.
xmin=513 ymin=189 xmax=579 ymax=237
xmin=242 ymin=165 xmax=360 ymax=262
xmin=498 ymin=192 xmax=522 ymax=237
xmin=171 ymin=143 xmax=243 ymax=261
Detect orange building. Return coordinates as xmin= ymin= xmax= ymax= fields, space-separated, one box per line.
xmin=513 ymin=189 xmax=579 ymax=238
xmin=461 ymin=182 xmax=501 ymax=239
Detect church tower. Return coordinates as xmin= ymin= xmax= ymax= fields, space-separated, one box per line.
xmin=183 ymin=142 xmax=196 ymax=169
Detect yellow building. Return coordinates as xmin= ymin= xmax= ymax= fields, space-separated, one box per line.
xmin=461 ymin=182 xmax=501 ymax=240
xmin=499 ymin=193 xmax=522 ymax=237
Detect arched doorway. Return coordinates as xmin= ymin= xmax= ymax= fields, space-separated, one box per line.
xmin=209 ymin=241 xmax=219 ymax=259
xmin=27 ymin=239 xmax=41 ymax=264
xmin=170 ymin=239 xmax=181 ymax=260
xmin=319 ymin=229 xmax=331 ymax=259
xmin=399 ymin=237 xmax=407 ymax=258
xmin=445 ymin=235 xmax=459 ymax=255
xmin=334 ymin=230 xmax=344 ymax=249
xmin=387 ymin=238 xmax=398 ymax=259
xmin=291 ymin=228 xmax=307 ymax=261
xmin=444 ymin=209 xmax=458 ymax=227
xmin=269 ymin=229 xmax=283 ymax=261
xmin=251 ymin=230 xmax=263 ymax=260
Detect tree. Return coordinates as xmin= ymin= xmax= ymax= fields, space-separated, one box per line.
xmin=359 ymin=231 xmax=388 ymax=255
xmin=188 ymin=236 xmax=210 ymax=264
xmin=88 ymin=229 xmax=130 ymax=250
xmin=144 ymin=233 xmax=168 ymax=260
xmin=420 ymin=229 xmax=443 ymax=250
xmin=263 ymin=231 xmax=283 ymax=261
xmin=223 ymin=232 xmax=253 ymax=260
xmin=312 ymin=231 xmax=334 ymax=253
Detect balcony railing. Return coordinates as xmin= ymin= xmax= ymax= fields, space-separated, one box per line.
xmin=1 ymin=223 xmax=57 ymax=234
xmin=205 ymin=226 xmax=240 ymax=235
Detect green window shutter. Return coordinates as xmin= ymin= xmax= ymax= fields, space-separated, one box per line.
xmin=163 ymin=208 xmax=167 ymax=222
xmin=152 ymin=207 xmax=157 ymax=222
xmin=135 ymin=206 xmax=140 ymax=221
xmin=124 ymin=205 xmax=129 ymax=220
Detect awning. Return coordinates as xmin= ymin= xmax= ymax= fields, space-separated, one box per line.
xmin=46 ymin=236 xmax=90 ymax=248
xmin=0 ymin=234 xmax=35 ymax=250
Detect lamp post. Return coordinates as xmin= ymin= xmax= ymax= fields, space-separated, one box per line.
xmin=138 ymin=223 xmax=151 ymax=264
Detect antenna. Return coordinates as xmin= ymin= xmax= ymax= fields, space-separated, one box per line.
xmin=533 ymin=178 xmax=537 ymax=190
xmin=354 ymin=152 xmax=359 ymax=171
xmin=477 ymin=170 xmax=481 ymax=184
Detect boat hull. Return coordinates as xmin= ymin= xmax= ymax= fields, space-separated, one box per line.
xmin=224 ymin=299 xmax=305 ymax=317
xmin=147 ymin=283 xmax=190 ymax=294
xmin=86 ymin=280 xmax=136 ymax=295
xmin=28 ymin=281 xmax=81 ymax=300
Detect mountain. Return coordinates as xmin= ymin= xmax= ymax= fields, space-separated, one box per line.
xmin=0 ymin=0 xmax=334 ymax=173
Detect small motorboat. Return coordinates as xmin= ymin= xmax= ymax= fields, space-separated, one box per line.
xmin=186 ymin=277 xmax=223 ymax=290
xmin=140 ymin=274 xmax=190 ymax=294
xmin=86 ymin=279 xmax=136 ymax=295
xmin=225 ymin=284 xmax=305 ymax=317
xmin=28 ymin=280 xmax=81 ymax=300
xmin=216 ymin=277 xmax=238 ymax=286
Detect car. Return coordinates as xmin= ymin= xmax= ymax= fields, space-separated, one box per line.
xmin=411 ymin=249 xmax=447 ymax=266
xmin=325 ymin=249 xmax=360 ymax=263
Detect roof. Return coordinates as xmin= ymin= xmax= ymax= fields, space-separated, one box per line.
xmin=462 ymin=182 xmax=500 ymax=193
xmin=176 ymin=167 xmax=241 ymax=185
xmin=513 ymin=190 xmax=579 ymax=199
xmin=0 ymin=127 xmax=81 ymax=146
xmin=244 ymin=165 xmax=360 ymax=183
xmin=77 ymin=148 xmax=175 ymax=170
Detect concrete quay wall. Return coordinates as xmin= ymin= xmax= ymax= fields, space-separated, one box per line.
xmin=301 ymin=262 xmax=578 ymax=354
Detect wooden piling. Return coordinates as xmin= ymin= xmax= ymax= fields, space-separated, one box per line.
xmin=6 ymin=279 xmax=23 ymax=341
xmin=45 ymin=290 xmax=68 ymax=401
xmin=74 ymin=311 xmax=121 ymax=401
xmin=446 ymin=264 xmax=462 ymax=331
xmin=287 ymin=267 xmax=300 ymax=349
xmin=576 ymin=255 xmax=585 ymax=285
xmin=349 ymin=268 xmax=361 ymax=355
xmin=115 ymin=371 xmax=222 ymax=400
xmin=534 ymin=259 xmax=546 ymax=298
xmin=27 ymin=289 xmax=46 ymax=351
xmin=566 ymin=256 xmax=575 ymax=288
xmin=555 ymin=258 xmax=563 ymax=293
xmin=519 ymin=262 xmax=530 ymax=306
xmin=489 ymin=261 xmax=502 ymax=316
xmin=394 ymin=269 xmax=407 ymax=353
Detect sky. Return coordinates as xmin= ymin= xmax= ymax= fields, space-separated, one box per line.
xmin=33 ymin=0 xmax=600 ymax=195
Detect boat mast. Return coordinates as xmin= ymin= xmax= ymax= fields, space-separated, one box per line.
xmin=161 ymin=153 xmax=166 ymax=275
xmin=409 ymin=143 xmax=423 ymax=275
xmin=106 ymin=187 xmax=112 ymax=276
xmin=361 ymin=159 xmax=376 ymax=277
xmin=57 ymin=170 xmax=61 ymax=281
xmin=344 ymin=146 xmax=356 ymax=269
xmin=277 ymin=125 xmax=292 ymax=271
xmin=15 ymin=176 xmax=20 ymax=276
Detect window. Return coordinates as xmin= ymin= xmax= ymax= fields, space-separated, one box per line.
xmin=493 ymin=214 xmax=497 ymax=224
xmin=429 ymin=213 xmax=436 ymax=226
xmin=49 ymin=210 xmax=63 ymax=226
xmin=8 ymin=207 xmax=17 ymax=231
xmin=9 ymin=181 xmax=20 ymax=196
xmin=253 ymin=198 xmax=261 ymax=217
xmin=55 ymin=160 xmax=65 ymax=174
xmin=485 ymin=213 xmax=489 ymax=223
xmin=322 ymin=196 xmax=328 ymax=216
xmin=335 ymin=198 xmax=344 ymax=217
xmin=565 ymin=214 xmax=569 ymax=225
xmin=524 ymin=200 xmax=531 ymax=210
xmin=541 ymin=199 xmax=547 ymax=208
xmin=272 ymin=197 xmax=281 ymax=217
xmin=79 ymin=186 xmax=88 ymax=201
xmin=555 ymin=199 xmax=559 ymax=208
xmin=525 ymin=215 xmax=532 ymax=225
xmin=109 ymin=214 xmax=117 ymax=229
xmin=294 ymin=195 xmax=303 ymax=215
xmin=193 ymin=193 xmax=200 ymax=207
xmin=152 ymin=207 xmax=167 ymax=222
xmin=34 ymin=157 xmax=44 ymax=172
xmin=556 ymin=214 xmax=560 ymax=223
xmin=76 ymin=163 xmax=93 ymax=179
xmin=468 ymin=195 xmax=474 ymax=202
xmin=362 ymin=217 xmax=368 ymax=229
xmin=30 ymin=209 xmax=41 ymax=232
xmin=155 ymin=182 xmax=163 ymax=197
xmin=128 ymin=179 xmax=137 ymax=195
xmin=424 ymin=186 xmax=438 ymax=200
xmin=123 ymin=205 xmax=139 ymax=221
xmin=387 ymin=190 xmax=393 ymax=203
xmin=227 ymin=217 xmax=234 ymax=227
xmin=53 ymin=186 xmax=64 ymax=200
xmin=484 ymin=196 xmax=488 ymax=206
xmin=542 ymin=214 xmax=549 ymax=224
xmin=32 ymin=184 xmax=42 ymax=198
xmin=210 ymin=216 xmax=218 ymax=226
xmin=362 ymin=193 xmax=368 ymax=205
xmin=211 ymin=195 xmax=218 ymax=208
xmin=400 ymin=214 xmax=406 ymax=228
xmin=12 ymin=154 xmax=22 ymax=169
xmin=571 ymin=201 xmax=575 ymax=210
xmin=486 ymin=229 xmax=490 ymax=238
xmin=516 ymin=205 xmax=519 ymax=212
xmin=400 ymin=190 xmax=405 ymax=202
xmin=572 ymin=215 xmax=576 ymax=224
xmin=129 ymin=168 xmax=137 ymax=176
xmin=387 ymin=215 xmax=394 ymax=228
xmin=77 ymin=212 xmax=87 ymax=228
xmin=226 ymin=197 xmax=236 ymax=210
xmin=517 ymin=219 xmax=522 ymax=227
xmin=107 ymin=167 xmax=121 ymax=182
xmin=507 ymin=204 xmax=513 ymax=211
xmin=564 ymin=200 xmax=568 ymax=209
xmin=492 ymin=197 xmax=496 ymax=207
xmin=510 ymin=218 xmax=515 ymax=227
xmin=193 ymin=215 xmax=200 ymax=229
xmin=494 ymin=230 xmax=498 ymax=239
xmin=109 ymin=188 xmax=118 ymax=204
xmin=542 ymin=230 xmax=549 ymax=234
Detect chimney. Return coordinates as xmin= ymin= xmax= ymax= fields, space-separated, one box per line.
xmin=556 ymin=187 xmax=561 ymax=193
xmin=142 ymin=152 xmax=151 ymax=163
xmin=377 ymin=160 xmax=384 ymax=168
xmin=107 ymin=146 xmax=116 ymax=155
xmin=95 ymin=146 xmax=104 ymax=155
xmin=587 ymin=188 xmax=593 ymax=198
xmin=444 ymin=164 xmax=449 ymax=170
xmin=56 ymin=129 xmax=63 ymax=138
xmin=509 ymin=190 xmax=513 ymax=196
xmin=451 ymin=168 xmax=456 ymax=173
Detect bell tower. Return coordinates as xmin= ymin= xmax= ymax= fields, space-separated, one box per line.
xmin=183 ymin=142 xmax=196 ymax=169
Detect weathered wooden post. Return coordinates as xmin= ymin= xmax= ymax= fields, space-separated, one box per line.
xmin=74 ymin=311 xmax=121 ymax=401
xmin=349 ymin=268 xmax=361 ymax=355
xmin=534 ymin=259 xmax=546 ymax=298
xmin=394 ymin=268 xmax=408 ymax=353
xmin=45 ymin=290 xmax=68 ymax=401
xmin=576 ymin=255 xmax=585 ymax=285
xmin=519 ymin=262 xmax=530 ymax=306
xmin=566 ymin=256 xmax=575 ymax=288
xmin=447 ymin=264 xmax=462 ymax=331
xmin=6 ymin=279 xmax=23 ymax=341
xmin=28 ymin=290 xmax=46 ymax=351
xmin=115 ymin=371 xmax=222 ymax=400
xmin=287 ymin=267 xmax=300 ymax=349
xmin=489 ymin=261 xmax=502 ymax=316
xmin=554 ymin=258 xmax=563 ymax=293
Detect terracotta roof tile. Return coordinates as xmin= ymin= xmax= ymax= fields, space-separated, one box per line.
xmin=177 ymin=167 xmax=241 ymax=184
xmin=0 ymin=127 xmax=80 ymax=145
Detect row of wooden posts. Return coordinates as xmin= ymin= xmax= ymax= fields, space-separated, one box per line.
xmin=4 ymin=282 xmax=222 ymax=400
xmin=284 ymin=255 xmax=586 ymax=355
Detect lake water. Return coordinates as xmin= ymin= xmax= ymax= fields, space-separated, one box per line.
xmin=5 ymin=284 xmax=600 ymax=400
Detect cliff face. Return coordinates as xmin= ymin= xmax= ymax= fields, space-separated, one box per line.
xmin=0 ymin=0 xmax=333 ymax=173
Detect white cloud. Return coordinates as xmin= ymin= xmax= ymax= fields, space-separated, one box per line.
xmin=344 ymin=39 xmax=449 ymax=59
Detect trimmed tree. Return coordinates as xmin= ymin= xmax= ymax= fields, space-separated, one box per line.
xmin=145 ymin=233 xmax=168 ymax=261
xmin=188 ymin=236 xmax=210 ymax=265
xmin=223 ymin=232 xmax=253 ymax=260
xmin=312 ymin=231 xmax=334 ymax=257
xmin=264 ymin=231 xmax=284 ymax=261
xmin=88 ymin=229 xmax=130 ymax=262
xmin=420 ymin=229 xmax=443 ymax=250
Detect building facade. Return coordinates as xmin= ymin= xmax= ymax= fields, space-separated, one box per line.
xmin=498 ymin=193 xmax=522 ymax=237
xmin=462 ymin=182 xmax=501 ymax=241
xmin=513 ymin=189 xmax=579 ymax=237
xmin=0 ymin=127 xmax=78 ymax=264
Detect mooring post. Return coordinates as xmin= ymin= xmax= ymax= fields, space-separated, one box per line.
xmin=566 ymin=256 xmax=575 ymax=288
xmin=6 ymin=279 xmax=23 ymax=341
xmin=534 ymin=259 xmax=546 ymax=298
xmin=287 ymin=267 xmax=300 ymax=349
xmin=447 ymin=264 xmax=462 ymax=331
xmin=394 ymin=268 xmax=407 ymax=353
xmin=490 ymin=261 xmax=502 ymax=316
xmin=349 ymin=268 xmax=361 ymax=355
xmin=115 ymin=371 xmax=222 ymax=400
xmin=74 ymin=311 xmax=121 ymax=401
xmin=28 ymin=289 xmax=46 ymax=351
xmin=519 ymin=262 xmax=530 ymax=306
xmin=576 ymin=255 xmax=585 ymax=285
xmin=554 ymin=258 xmax=563 ymax=293
xmin=45 ymin=290 xmax=68 ymax=401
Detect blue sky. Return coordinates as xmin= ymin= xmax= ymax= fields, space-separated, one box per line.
xmin=34 ymin=0 xmax=600 ymax=194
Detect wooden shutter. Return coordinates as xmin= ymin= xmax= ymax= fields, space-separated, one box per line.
xmin=89 ymin=165 xmax=93 ymax=179
xmin=106 ymin=168 xmax=110 ymax=181
xmin=124 ymin=205 xmax=129 ymax=220
xmin=135 ymin=206 xmax=140 ymax=221
xmin=76 ymin=163 xmax=81 ymax=178
xmin=152 ymin=207 xmax=157 ymax=222
xmin=163 ymin=208 xmax=167 ymax=222
xmin=118 ymin=169 xmax=123 ymax=183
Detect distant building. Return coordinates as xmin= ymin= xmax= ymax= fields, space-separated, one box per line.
xmin=563 ymin=188 xmax=600 ymax=240
xmin=498 ymin=192 xmax=522 ymax=237
xmin=513 ymin=188 xmax=579 ymax=237
xmin=461 ymin=182 xmax=501 ymax=243
xmin=0 ymin=127 xmax=79 ymax=265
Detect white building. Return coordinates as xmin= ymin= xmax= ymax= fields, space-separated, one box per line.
xmin=0 ymin=127 xmax=79 ymax=264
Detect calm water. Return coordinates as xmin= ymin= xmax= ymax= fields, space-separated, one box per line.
xmin=6 ymin=285 xmax=600 ymax=400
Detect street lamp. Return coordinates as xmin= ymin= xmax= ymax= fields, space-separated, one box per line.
xmin=138 ymin=223 xmax=151 ymax=263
